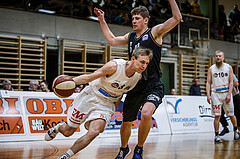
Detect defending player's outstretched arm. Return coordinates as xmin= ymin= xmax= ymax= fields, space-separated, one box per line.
xmin=94 ymin=7 xmax=128 ymax=46
xmin=151 ymin=0 xmax=182 ymax=43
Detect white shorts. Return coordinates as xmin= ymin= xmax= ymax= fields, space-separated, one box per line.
xmin=211 ymin=92 xmax=234 ymax=116
xmin=67 ymin=86 xmax=115 ymax=130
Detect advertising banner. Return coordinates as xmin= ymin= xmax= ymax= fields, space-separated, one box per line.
xmin=164 ymin=95 xmax=232 ymax=134
xmin=1 ymin=91 xmax=232 ymax=141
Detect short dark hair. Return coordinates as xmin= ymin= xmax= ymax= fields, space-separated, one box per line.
xmin=131 ymin=6 xmax=149 ymax=19
xmin=40 ymin=80 xmax=48 ymax=86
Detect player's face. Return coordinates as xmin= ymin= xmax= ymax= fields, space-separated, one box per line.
xmin=215 ymin=52 xmax=224 ymax=63
xmin=134 ymin=55 xmax=150 ymax=73
xmin=132 ymin=14 xmax=146 ymax=31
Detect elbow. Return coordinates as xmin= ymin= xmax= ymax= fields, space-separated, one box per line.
xmin=108 ymin=40 xmax=115 ymax=46
xmin=176 ymin=14 xmax=182 ymax=23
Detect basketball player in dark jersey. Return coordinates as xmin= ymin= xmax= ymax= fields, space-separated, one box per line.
xmin=94 ymin=1 xmax=182 ymax=158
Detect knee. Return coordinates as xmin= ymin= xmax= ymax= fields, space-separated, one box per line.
xmin=62 ymin=126 xmax=76 ymax=137
xmin=87 ymin=129 xmax=100 ymax=140
xmin=141 ymin=111 xmax=152 ymax=121
xmin=121 ymin=122 xmax=132 ymax=129
xmin=215 ymin=116 xmax=221 ymax=121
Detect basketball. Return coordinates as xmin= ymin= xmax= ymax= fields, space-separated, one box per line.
xmin=52 ymin=75 xmax=76 ymax=98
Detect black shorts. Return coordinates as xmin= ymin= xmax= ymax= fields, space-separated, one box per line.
xmin=123 ymin=80 xmax=164 ymax=122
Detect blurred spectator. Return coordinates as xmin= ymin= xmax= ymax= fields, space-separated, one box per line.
xmin=210 ymin=18 xmax=219 ymax=40
xmin=74 ymin=84 xmax=84 ymax=93
xmin=228 ymin=4 xmax=240 ymax=27
xmin=2 ymin=79 xmax=14 ymax=91
xmin=121 ymin=0 xmax=133 ymax=11
xmin=218 ymin=25 xmax=225 ymax=40
xmin=190 ymin=0 xmax=201 ymax=16
xmin=86 ymin=0 xmax=95 ymax=18
xmin=113 ymin=12 xmax=129 ymax=25
xmin=40 ymin=80 xmax=50 ymax=92
xmin=74 ymin=86 xmax=81 ymax=93
xmin=102 ymin=0 xmax=118 ymax=22
xmin=23 ymin=80 xmax=39 ymax=91
xmin=226 ymin=24 xmax=238 ymax=42
xmin=219 ymin=5 xmax=227 ymax=28
xmin=111 ymin=0 xmax=121 ymax=8
xmin=189 ymin=78 xmax=201 ymax=96
xmin=102 ymin=0 xmax=118 ymax=9
xmin=181 ymin=0 xmax=191 ymax=14
xmin=72 ymin=0 xmax=87 ymax=18
xmin=94 ymin=0 xmax=102 ymax=9
xmin=170 ymin=88 xmax=176 ymax=95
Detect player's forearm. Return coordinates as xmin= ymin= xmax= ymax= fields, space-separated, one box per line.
xmin=99 ymin=20 xmax=116 ymax=46
xmin=228 ymin=81 xmax=233 ymax=96
xmin=206 ymin=83 xmax=211 ymax=97
xmin=73 ymin=74 xmax=93 ymax=85
xmin=169 ymin=0 xmax=182 ymax=22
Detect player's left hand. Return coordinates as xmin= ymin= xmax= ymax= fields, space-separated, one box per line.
xmin=225 ymin=94 xmax=231 ymax=104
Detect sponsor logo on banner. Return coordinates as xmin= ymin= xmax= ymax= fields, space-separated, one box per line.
xmin=0 ymin=97 xmax=22 ymax=114
xmin=0 ymin=116 xmax=24 ymax=134
xmin=198 ymin=105 xmax=214 ymax=122
xmin=166 ymin=97 xmax=198 ymax=127
xmin=170 ymin=117 xmax=198 ymax=127
xmin=24 ymin=98 xmax=74 ymax=115
xmin=166 ymin=97 xmax=182 ymax=114
xmin=28 ymin=116 xmax=80 ymax=133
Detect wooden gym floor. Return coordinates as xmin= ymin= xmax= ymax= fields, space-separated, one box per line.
xmin=0 ymin=132 xmax=240 ymax=159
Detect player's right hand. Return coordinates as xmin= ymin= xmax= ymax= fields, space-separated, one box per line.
xmin=94 ymin=8 xmax=104 ymax=21
xmin=207 ymin=96 xmax=211 ymax=104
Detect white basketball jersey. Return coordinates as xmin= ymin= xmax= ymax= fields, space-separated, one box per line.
xmin=89 ymin=59 xmax=141 ymax=102
xmin=210 ymin=63 xmax=230 ymax=92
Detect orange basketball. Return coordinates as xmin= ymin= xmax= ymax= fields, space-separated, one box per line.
xmin=52 ymin=75 xmax=76 ymax=98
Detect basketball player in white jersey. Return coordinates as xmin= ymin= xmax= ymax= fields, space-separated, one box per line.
xmin=206 ymin=50 xmax=240 ymax=143
xmin=44 ymin=47 xmax=153 ymax=159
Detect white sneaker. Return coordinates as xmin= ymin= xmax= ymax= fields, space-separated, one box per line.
xmin=214 ymin=135 xmax=222 ymax=143
xmin=45 ymin=122 xmax=66 ymax=141
xmin=234 ymin=129 xmax=240 ymax=140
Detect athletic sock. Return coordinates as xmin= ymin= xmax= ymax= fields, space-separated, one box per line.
xmin=121 ymin=145 xmax=129 ymax=150
xmin=234 ymin=127 xmax=238 ymax=131
xmin=215 ymin=132 xmax=219 ymax=136
xmin=60 ymin=149 xmax=74 ymax=159
xmin=136 ymin=145 xmax=143 ymax=150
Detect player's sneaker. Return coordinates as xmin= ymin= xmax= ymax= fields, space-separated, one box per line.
xmin=45 ymin=122 xmax=66 ymax=141
xmin=234 ymin=129 xmax=240 ymax=140
xmin=214 ymin=135 xmax=222 ymax=143
xmin=132 ymin=145 xmax=143 ymax=159
xmin=219 ymin=128 xmax=229 ymax=136
xmin=115 ymin=146 xmax=131 ymax=159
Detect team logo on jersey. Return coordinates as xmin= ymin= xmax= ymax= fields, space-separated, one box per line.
xmin=147 ymin=94 xmax=160 ymax=101
xmin=142 ymin=34 xmax=148 ymax=41
xmin=214 ymin=72 xmax=228 ymax=78
xmin=111 ymin=83 xmax=119 ymax=88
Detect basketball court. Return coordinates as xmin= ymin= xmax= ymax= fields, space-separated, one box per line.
xmin=1 ymin=132 xmax=240 ymax=159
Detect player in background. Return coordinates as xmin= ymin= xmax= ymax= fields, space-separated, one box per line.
xmin=94 ymin=0 xmax=182 ymax=158
xmin=44 ymin=47 xmax=152 ymax=159
xmin=206 ymin=50 xmax=240 ymax=143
